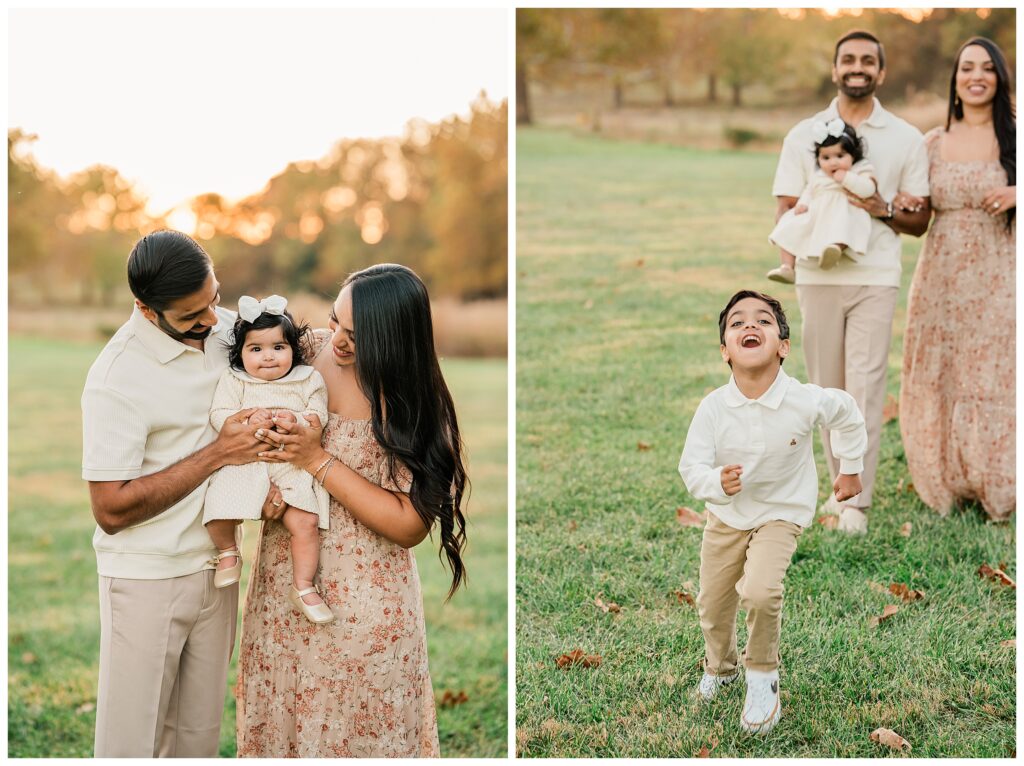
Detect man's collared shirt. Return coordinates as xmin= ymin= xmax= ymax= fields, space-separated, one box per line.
xmin=772 ymin=97 xmax=930 ymax=288
xmin=679 ymin=367 xmax=867 ymax=530
xmin=82 ymin=305 xmax=236 ymax=579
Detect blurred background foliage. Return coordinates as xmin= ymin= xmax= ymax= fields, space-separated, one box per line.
xmin=517 ymin=8 xmax=1014 ymax=128
xmin=9 ymin=94 xmax=507 ymax=321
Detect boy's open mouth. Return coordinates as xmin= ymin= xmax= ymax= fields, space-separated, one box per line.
xmin=741 ymin=334 xmax=761 ymax=348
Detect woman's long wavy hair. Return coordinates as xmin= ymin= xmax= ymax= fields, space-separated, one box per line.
xmin=947 ymin=36 xmax=1016 ymax=230
xmin=343 ymin=264 xmax=468 ymax=599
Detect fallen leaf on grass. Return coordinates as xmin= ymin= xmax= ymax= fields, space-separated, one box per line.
xmin=977 ymin=563 xmax=1016 ymax=589
xmin=21 ymin=652 xmax=36 ymax=664
xmin=556 ymin=648 xmax=602 ymax=669
xmin=637 ymin=441 xmax=652 ymax=451
xmin=817 ymin=514 xmax=839 ymax=529
xmin=1000 ymin=639 xmax=1015 ymax=648
xmin=567 ymin=520 xmax=578 ymax=531
xmin=673 ymin=590 xmax=696 ymax=607
xmin=870 ymin=727 xmax=912 ymax=752
xmin=438 ymin=690 xmax=468 ymax=707
xmin=635 ymin=258 xmax=645 ymax=268
xmin=868 ymin=604 xmax=900 ymax=628
xmin=889 ymin=583 xmax=925 ymax=602
xmin=594 ymin=595 xmax=621 ymax=614
xmin=882 ymin=394 xmax=899 ymax=424
xmin=695 ymin=735 xmax=719 ymax=757
xmin=676 ymin=506 xmax=706 ymax=527
xmin=899 ymin=522 xmax=912 ymax=537
xmin=75 ymin=702 xmax=96 ymax=715
xmin=896 ymin=478 xmax=916 ymax=494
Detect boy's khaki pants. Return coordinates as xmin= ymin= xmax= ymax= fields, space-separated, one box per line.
xmin=697 ymin=512 xmax=802 ymax=675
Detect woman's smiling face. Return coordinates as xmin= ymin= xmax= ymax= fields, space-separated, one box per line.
xmin=328 ymin=285 xmax=356 ymax=367
xmin=720 ymin=297 xmax=789 ymax=370
xmin=956 ymin=44 xmax=998 ymax=108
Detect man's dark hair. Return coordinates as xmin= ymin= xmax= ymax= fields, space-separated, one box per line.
xmin=127 ymin=230 xmax=212 ymax=312
xmin=834 ymin=29 xmax=885 ymax=70
xmin=718 ymin=290 xmax=790 ymax=357
xmin=225 ymin=309 xmax=310 ymax=373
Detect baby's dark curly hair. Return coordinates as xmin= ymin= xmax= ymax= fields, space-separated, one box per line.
xmin=225 ymin=308 xmax=311 ymax=373
xmin=814 ymin=122 xmax=866 ymax=166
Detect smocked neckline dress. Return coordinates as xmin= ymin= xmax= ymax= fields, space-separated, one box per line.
xmin=900 ymin=127 xmax=1015 ymax=520
xmin=235 ymin=329 xmax=440 ymax=757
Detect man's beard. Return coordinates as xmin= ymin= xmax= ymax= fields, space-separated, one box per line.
xmin=156 ymin=313 xmax=213 ymax=342
xmin=839 ymin=74 xmax=876 ymax=99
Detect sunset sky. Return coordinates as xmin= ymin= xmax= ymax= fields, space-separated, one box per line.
xmin=9 ymin=8 xmax=508 ymax=219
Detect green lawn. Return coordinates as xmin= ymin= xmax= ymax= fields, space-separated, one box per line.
xmin=7 ymin=336 xmax=507 ymax=758
xmin=515 ymin=128 xmax=1015 ymax=758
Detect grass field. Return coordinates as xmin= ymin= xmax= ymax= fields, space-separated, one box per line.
xmin=7 ymin=336 xmax=507 ymax=758
xmin=515 ymin=128 xmax=1016 ymax=758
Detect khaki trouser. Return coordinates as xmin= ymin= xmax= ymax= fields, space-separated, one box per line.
xmin=796 ymin=284 xmax=899 ymax=510
xmin=697 ymin=513 xmax=802 ymax=674
xmin=94 ymin=570 xmax=238 ymax=757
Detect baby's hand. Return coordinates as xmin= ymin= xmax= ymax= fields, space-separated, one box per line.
xmin=247 ymin=409 xmax=274 ymax=428
xmin=833 ymin=473 xmax=862 ymax=503
xmin=793 ymin=204 xmax=809 ymax=215
xmin=832 ymin=168 xmax=847 ymax=183
xmin=720 ymin=464 xmax=743 ymax=496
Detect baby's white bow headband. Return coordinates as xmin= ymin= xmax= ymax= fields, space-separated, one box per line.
xmin=811 ymin=118 xmax=846 ymax=144
xmin=238 ymin=294 xmax=288 ymax=322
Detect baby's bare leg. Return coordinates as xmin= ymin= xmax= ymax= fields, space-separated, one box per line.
xmin=282 ymin=507 xmax=324 ymax=605
xmin=779 ymin=248 xmax=796 ymax=269
xmin=206 ymin=519 xmax=240 ymax=568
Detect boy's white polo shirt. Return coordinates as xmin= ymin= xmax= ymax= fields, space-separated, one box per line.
xmin=82 ymin=305 xmax=237 ymax=579
xmin=678 ymin=367 xmax=867 ymax=530
xmin=772 ymin=97 xmax=930 ymax=288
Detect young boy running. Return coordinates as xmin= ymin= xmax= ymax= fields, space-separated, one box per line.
xmin=678 ymin=290 xmax=867 ymax=734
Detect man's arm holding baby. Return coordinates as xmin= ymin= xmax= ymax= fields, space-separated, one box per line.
xmin=679 ymin=400 xmax=735 ymax=505
xmin=89 ymin=409 xmax=266 ymax=534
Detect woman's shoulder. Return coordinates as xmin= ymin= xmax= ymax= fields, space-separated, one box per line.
xmin=923 ymin=125 xmax=946 ymax=146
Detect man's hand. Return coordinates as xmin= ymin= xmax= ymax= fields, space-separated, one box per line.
xmin=844 ymin=189 xmax=888 ymax=218
xmin=213 ymin=408 xmax=266 ymax=467
xmin=260 ymin=482 xmax=287 ymax=521
xmin=720 ymin=464 xmax=743 ymax=496
xmin=833 ymin=473 xmax=862 ymax=503
xmin=793 ymin=204 xmax=809 ymax=215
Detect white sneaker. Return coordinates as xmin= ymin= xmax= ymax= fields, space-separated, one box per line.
xmin=695 ymin=670 xmax=739 ymax=702
xmin=819 ymin=495 xmax=842 ymax=516
xmin=741 ymin=668 xmax=781 ymax=734
xmin=837 ymin=506 xmax=868 ymax=534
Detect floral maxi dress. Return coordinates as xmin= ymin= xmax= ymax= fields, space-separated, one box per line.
xmin=900 ymin=127 xmax=1015 ymax=520
xmin=236 ymin=330 xmax=440 ymax=757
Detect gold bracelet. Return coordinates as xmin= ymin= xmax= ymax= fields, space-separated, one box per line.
xmin=316 ymin=457 xmax=336 ymax=485
xmin=311 ymin=455 xmax=332 ymax=479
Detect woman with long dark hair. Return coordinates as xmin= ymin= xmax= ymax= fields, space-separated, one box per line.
xmin=235 ymin=264 xmax=467 ymax=757
xmin=899 ymin=36 xmax=1015 ymax=520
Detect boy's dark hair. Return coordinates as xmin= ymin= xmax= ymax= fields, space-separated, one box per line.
xmin=718 ymin=290 xmax=790 ymax=364
xmin=225 ymin=308 xmax=311 ymax=374
xmin=127 ymin=230 xmax=212 ymax=312
xmin=834 ymin=29 xmax=885 ymax=70
xmin=814 ymin=122 xmax=866 ymax=166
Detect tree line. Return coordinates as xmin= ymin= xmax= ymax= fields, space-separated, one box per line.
xmin=517 ymin=8 xmax=1015 ymax=122
xmin=9 ymin=94 xmax=507 ymax=306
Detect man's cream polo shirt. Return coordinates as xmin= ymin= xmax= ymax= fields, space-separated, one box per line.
xmin=82 ymin=305 xmax=236 ymax=579
xmin=772 ymin=97 xmax=930 ymax=288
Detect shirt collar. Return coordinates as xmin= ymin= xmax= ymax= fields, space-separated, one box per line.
xmin=823 ymin=96 xmax=888 ymax=128
xmin=722 ymin=366 xmax=790 ymax=410
xmin=129 ymin=305 xmax=229 ymax=365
